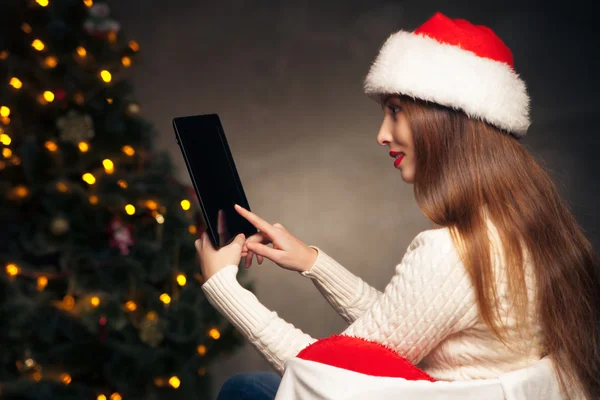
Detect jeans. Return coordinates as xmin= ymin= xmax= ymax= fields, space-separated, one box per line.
xmin=216 ymin=372 xmax=282 ymax=400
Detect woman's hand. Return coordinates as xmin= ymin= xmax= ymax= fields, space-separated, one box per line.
xmin=195 ymin=231 xmax=246 ymax=281
xmin=234 ymin=204 xmax=317 ymax=273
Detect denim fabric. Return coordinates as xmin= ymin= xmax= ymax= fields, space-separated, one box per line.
xmin=216 ymin=371 xmax=282 ymax=400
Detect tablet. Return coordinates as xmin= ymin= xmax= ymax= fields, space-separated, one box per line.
xmin=173 ymin=114 xmax=257 ymax=249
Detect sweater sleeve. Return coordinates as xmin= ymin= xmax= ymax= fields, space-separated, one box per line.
xmin=342 ymin=228 xmax=478 ymax=365
xmin=298 ymin=246 xmax=383 ymax=324
xmin=201 ymin=265 xmax=317 ymax=375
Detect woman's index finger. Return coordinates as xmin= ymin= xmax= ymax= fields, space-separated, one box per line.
xmin=234 ymin=204 xmax=277 ymax=236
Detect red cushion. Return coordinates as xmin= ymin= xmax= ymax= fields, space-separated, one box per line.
xmin=296 ymin=334 xmax=436 ymax=382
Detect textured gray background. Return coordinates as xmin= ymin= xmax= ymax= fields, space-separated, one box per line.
xmin=106 ymin=0 xmax=598 ymax=396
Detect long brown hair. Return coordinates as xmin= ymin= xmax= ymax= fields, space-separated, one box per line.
xmin=396 ymin=95 xmax=600 ymax=399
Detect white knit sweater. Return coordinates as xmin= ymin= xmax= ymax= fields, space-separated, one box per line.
xmin=201 ymin=222 xmax=545 ymax=381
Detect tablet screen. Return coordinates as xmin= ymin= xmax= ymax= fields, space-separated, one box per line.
xmin=173 ymin=114 xmax=256 ymax=248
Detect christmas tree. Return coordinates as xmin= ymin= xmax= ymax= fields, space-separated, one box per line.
xmin=0 ymin=1 xmax=251 ymax=399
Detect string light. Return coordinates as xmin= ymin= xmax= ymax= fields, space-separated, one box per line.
xmin=100 ymin=70 xmax=112 ymax=83
xmin=21 ymin=23 xmax=32 ymax=33
xmin=35 ymin=0 xmax=49 ymax=6
xmin=11 ymin=156 xmax=20 ymax=165
xmin=44 ymin=141 xmax=58 ymax=151
xmin=121 ymin=56 xmax=131 ymax=67
xmin=43 ymin=91 xmax=55 ymax=102
xmin=60 ymin=373 xmax=72 ymax=384
xmin=145 ymin=200 xmax=158 ymax=210
xmin=14 ymin=185 xmax=28 ymax=198
xmin=107 ymin=31 xmax=117 ymax=43
xmin=0 ymin=51 xmax=8 ymax=60
xmin=44 ymin=56 xmax=58 ymax=68
xmin=196 ymin=345 xmax=207 ymax=355
xmin=208 ymin=328 xmax=221 ymax=340
xmin=82 ymin=173 xmax=96 ymax=185
xmin=31 ymin=39 xmax=45 ymax=51
xmin=159 ymin=293 xmax=171 ymax=305
xmin=198 ymin=368 xmax=206 ymax=376
xmin=189 ymin=225 xmax=197 ymax=234
xmin=33 ymin=371 xmax=42 ymax=381
xmin=62 ymin=295 xmax=75 ymax=309
xmin=125 ymin=204 xmax=135 ymax=215
xmin=6 ymin=263 xmax=19 ymax=277
xmin=176 ymin=273 xmax=187 ymax=286
xmin=97 ymin=395 xmax=107 ymax=400
xmin=122 ymin=145 xmax=135 ymax=156
xmin=124 ymin=301 xmax=137 ymax=311
xmin=1 ymin=117 xmax=10 ymax=125
xmin=76 ymin=46 xmax=87 ymax=58
xmin=74 ymin=92 xmax=85 ymax=104
xmin=109 ymin=393 xmax=122 ymax=400
xmin=106 ymin=98 xmax=113 ymax=104
xmin=146 ymin=311 xmax=157 ymax=321
xmin=37 ymin=276 xmax=48 ymax=292
xmin=129 ymin=40 xmax=140 ymax=52
xmin=102 ymin=159 xmax=114 ymax=174
xmin=90 ymin=296 xmax=100 ymax=307
xmin=89 ymin=195 xmax=99 ymax=205
xmin=117 ymin=180 xmax=127 ymax=188
xmin=0 ymin=106 xmax=10 ymax=117
xmin=155 ymin=213 xmax=165 ymax=224
xmin=83 ymin=0 xmax=93 ymax=7
xmin=0 ymin=132 xmax=11 ymax=145
xmin=168 ymin=376 xmax=181 ymax=389
xmin=180 ymin=199 xmax=191 ymax=211
xmin=3 ymin=148 xmax=12 ymax=158
xmin=9 ymin=77 xmax=22 ymax=89
xmin=78 ymin=141 xmax=89 ymax=152
xmin=56 ymin=181 xmax=68 ymax=192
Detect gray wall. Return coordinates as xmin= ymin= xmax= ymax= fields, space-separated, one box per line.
xmin=107 ymin=0 xmax=599 ymax=395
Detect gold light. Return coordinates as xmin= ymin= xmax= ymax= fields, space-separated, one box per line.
xmin=129 ymin=40 xmax=140 ymax=52
xmin=102 ymin=159 xmax=114 ymax=174
xmin=9 ymin=77 xmax=22 ymax=89
xmin=159 ymin=293 xmax=171 ymax=304
xmin=89 ymin=195 xmax=99 ymax=205
xmin=155 ymin=214 xmax=165 ymax=224
xmin=208 ymin=328 xmax=221 ymax=340
xmin=90 ymin=296 xmax=100 ymax=307
xmin=145 ymin=200 xmax=158 ymax=210
xmin=6 ymin=263 xmax=19 ymax=277
xmin=56 ymin=181 xmax=68 ymax=192
xmin=122 ymin=145 xmax=135 ymax=156
xmin=107 ymin=31 xmax=117 ymax=43
xmin=44 ymin=140 xmax=58 ymax=151
xmin=176 ymin=273 xmax=187 ymax=286
xmin=97 ymin=395 xmax=107 ymax=400
xmin=43 ymin=91 xmax=55 ymax=102
xmin=37 ymin=276 xmax=48 ymax=291
xmin=33 ymin=371 xmax=42 ymax=381
xmin=78 ymin=141 xmax=89 ymax=152
xmin=196 ymin=345 xmax=207 ymax=355
xmin=125 ymin=204 xmax=135 ymax=215
xmin=83 ymin=0 xmax=93 ymax=7
xmin=106 ymin=98 xmax=113 ymax=104
xmin=62 ymin=295 xmax=75 ymax=309
xmin=198 ymin=368 xmax=206 ymax=376
xmin=117 ymin=180 xmax=128 ymax=189
xmin=100 ymin=70 xmax=112 ymax=83
xmin=0 ymin=133 xmax=11 ymax=145
xmin=109 ymin=393 xmax=121 ymax=400
xmin=60 ymin=373 xmax=71 ymax=384
xmin=76 ymin=46 xmax=87 ymax=58
xmin=121 ymin=56 xmax=131 ymax=67
xmin=74 ymin=92 xmax=85 ymax=104
xmin=0 ymin=106 xmax=10 ymax=117
xmin=35 ymin=0 xmax=49 ymax=6
xmin=146 ymin=311 xmax=157 ymax=321
xmin=1 ymin=117 xmax=9 ymax=125
xmin=14 ymin=185 xmax=28 ymax=198
xmin=21 ymin=23 xmax=32 ymax=33
xmin=124 ymin=301 xmax=137 ymax=311
xmin=3 ymin=148 xmax=12 ymax=158
xmin=0 ymin=51 xmax=8 ymax=60
xmin=82 ymin=173 xmax=96 ymax=185
xmin=189 ymin=225 xmax=197 ymax=235
xmin=180 ymin=199 xmax=191 ymax=211
xmin=44 ymin=56 xmax=58 ymax=68
xmin=168 ymin=376 xmax=180 ymax=389
xmin=31 ymin=39 xmax=45 ymax=51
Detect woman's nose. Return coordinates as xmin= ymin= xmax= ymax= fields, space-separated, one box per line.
xmin=376 ymin=126 xmax=392 ymax=146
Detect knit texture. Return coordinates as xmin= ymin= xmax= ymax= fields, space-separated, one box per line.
xmin=201 ymin=225 xmax=544 ymax=379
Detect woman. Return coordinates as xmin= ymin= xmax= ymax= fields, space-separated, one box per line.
xmin=197 ymin=12 xmax=600 ymax=400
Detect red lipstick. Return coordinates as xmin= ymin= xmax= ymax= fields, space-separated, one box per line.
xmin=389 ymin=151 xmax=405 ymax=168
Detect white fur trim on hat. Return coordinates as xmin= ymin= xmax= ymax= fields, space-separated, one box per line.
xmin=364 ymin=31 xmax=531 ymax=136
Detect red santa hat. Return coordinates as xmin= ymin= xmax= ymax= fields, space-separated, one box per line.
xmin=364 ymin=12 xmax=531 ymax=137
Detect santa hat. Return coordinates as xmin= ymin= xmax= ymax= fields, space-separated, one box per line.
xmin=364 ymin=12 xmax=531 ymax=137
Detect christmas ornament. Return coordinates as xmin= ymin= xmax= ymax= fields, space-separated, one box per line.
xmin=363 ymin=11 xmax=530 ymax=136
xmin=56 ymin=110 xmax=94 ymax=144
xmin=50 ymin=216 xmax=69 ymax=235
xmin=83 ymin=3 xmax=121 ymax=40
xmin=107 ymin=216 xmax=134 ymax=255
xmin=139 ymin=312 xmax=164 ymax=347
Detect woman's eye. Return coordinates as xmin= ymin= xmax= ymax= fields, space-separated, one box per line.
xmin=387 ymin=105 xmax=400 ymax=114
